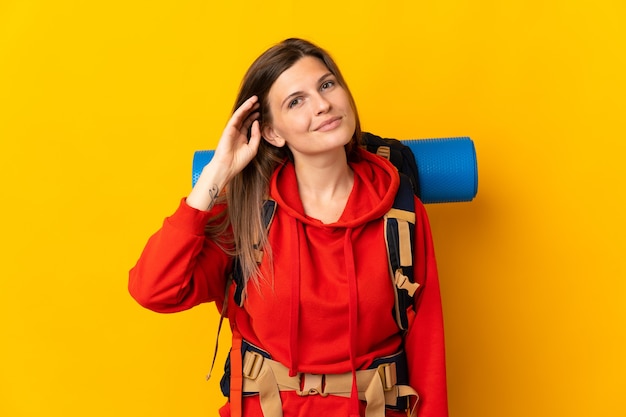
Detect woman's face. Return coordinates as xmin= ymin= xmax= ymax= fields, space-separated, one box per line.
xmin=262 ymin=56 xmax=356 ymax=159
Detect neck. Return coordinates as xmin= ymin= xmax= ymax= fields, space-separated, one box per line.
xmin=292 ymin=150 xmax=354 ymax=223
xmin=294 ymin=150 xmax=353 ymax=200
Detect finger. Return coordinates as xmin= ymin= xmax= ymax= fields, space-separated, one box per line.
xmin=241 ymin=111 xmax=260 ymax=134
xmin=229 ymin=96 xmax=259 ymax=127
xmin=232 ymin=104 xmax=260 ymax=134
xmin=248 ymin=120 xmax=262 ymax=151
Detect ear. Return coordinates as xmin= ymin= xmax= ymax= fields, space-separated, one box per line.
xmin=262 ymin=124 xmax=286 ymax=148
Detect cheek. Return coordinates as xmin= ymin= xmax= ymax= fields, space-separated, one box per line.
xmin=338 ymin=93 xmax=354 ymax=116
xmin=344 ymin=102 xmax=356 ymax=124
xmin=281 ymin=113 xmax=310 ymax=134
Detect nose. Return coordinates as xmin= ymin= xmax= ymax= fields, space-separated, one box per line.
xmin=313 ymin=93 xmax=331 ymax=115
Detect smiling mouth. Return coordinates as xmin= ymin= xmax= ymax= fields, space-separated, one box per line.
xmin=315 ymin=116 xmax=342 ymax=132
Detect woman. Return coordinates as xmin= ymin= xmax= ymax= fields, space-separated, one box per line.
xmin=129 ymin=38 xmax=448 ymax=417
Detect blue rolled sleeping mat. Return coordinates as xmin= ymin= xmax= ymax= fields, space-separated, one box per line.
xmin=192 ymin=134 xmax=478 ymax=204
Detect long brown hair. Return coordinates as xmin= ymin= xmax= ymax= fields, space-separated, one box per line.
xmin=209 ymin=38 xmax=362 ymax=291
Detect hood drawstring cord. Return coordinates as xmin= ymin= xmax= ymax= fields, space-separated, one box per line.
xmin=344 ymin=229 xmax=361 ymax=417
xmin=288 ymin=217 xmax=302 ymax=377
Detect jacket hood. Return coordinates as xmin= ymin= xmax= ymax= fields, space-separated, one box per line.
xmin=269 ymin=148 xmax=400 ymax=227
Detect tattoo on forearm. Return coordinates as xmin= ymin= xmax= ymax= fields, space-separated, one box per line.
xmin=207 ymin=184 xmax=220 ymax=210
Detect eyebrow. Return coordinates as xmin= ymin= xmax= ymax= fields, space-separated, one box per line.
xmin=281 ymin=72 xmax=334 ymax=108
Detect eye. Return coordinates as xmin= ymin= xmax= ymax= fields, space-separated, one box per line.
xmin=288 ymin=97 xmax=303 ymax=109
xmin=321 ymin=80 xmax=335 ymax=90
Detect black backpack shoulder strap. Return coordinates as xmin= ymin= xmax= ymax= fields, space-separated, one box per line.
xmin=361 ymin=132 xmax=421 ymax=196
xmin=232 ymin=199 xmax=277 ymax=306
xmin=384 ymin=173 xmax=421 ymax=331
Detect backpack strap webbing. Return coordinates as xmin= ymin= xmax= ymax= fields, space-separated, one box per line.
xmin=384 ymin=173 xmax=420 ymax=331
xmin=229 ymin=326 xmax=244 ymax=417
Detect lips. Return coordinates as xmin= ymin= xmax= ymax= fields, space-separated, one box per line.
xmin=314 ymin=116 xmax=342 ymax=132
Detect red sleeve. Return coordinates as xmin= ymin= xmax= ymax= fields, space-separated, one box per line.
xmin=404 ymin=199 xmax=449 ymax=417
xmin=128 ymin=198 xmax=233 ymax=313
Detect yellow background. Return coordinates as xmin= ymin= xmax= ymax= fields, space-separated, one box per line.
xmin=1 ymin=1 xmax=624 ymax=416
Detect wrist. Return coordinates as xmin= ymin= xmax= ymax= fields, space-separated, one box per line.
xmin=187 ymin=161 xmax=230 ymax=211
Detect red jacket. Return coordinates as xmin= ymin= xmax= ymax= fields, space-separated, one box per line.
xmin=129 ymin=149 xmax=448 ymax=417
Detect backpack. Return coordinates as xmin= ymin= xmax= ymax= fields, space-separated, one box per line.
xmin=231 ymin=131 xmax=421 ymax=331
xmin=212 ymin=133 xmax=424 ymax=412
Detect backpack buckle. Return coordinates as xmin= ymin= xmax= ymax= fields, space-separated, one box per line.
xmin=377 ymin=362 xmax=397 ymax=391
xmin=395 ymin=269 xmax=420 ymax=297
xmin=242 ymin=351 xmax=265 ymax=380
xmin=296 ymin=373 xmax=327 ymax=397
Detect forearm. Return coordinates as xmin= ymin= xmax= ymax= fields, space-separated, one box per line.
xmin=186 ymin=160 xmax=232 ymax=211
xmin=128 ymin=199 xmax=232 ymax=312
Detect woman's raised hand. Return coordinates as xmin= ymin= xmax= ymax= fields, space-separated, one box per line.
xmin=212 ymin=95 xmax=262 ymax=177
xmin=186 ymin=96 xmax=262 ymax=211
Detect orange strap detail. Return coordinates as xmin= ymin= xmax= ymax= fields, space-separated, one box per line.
xmin=230 ymin=326 xmax=243 ymax=417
